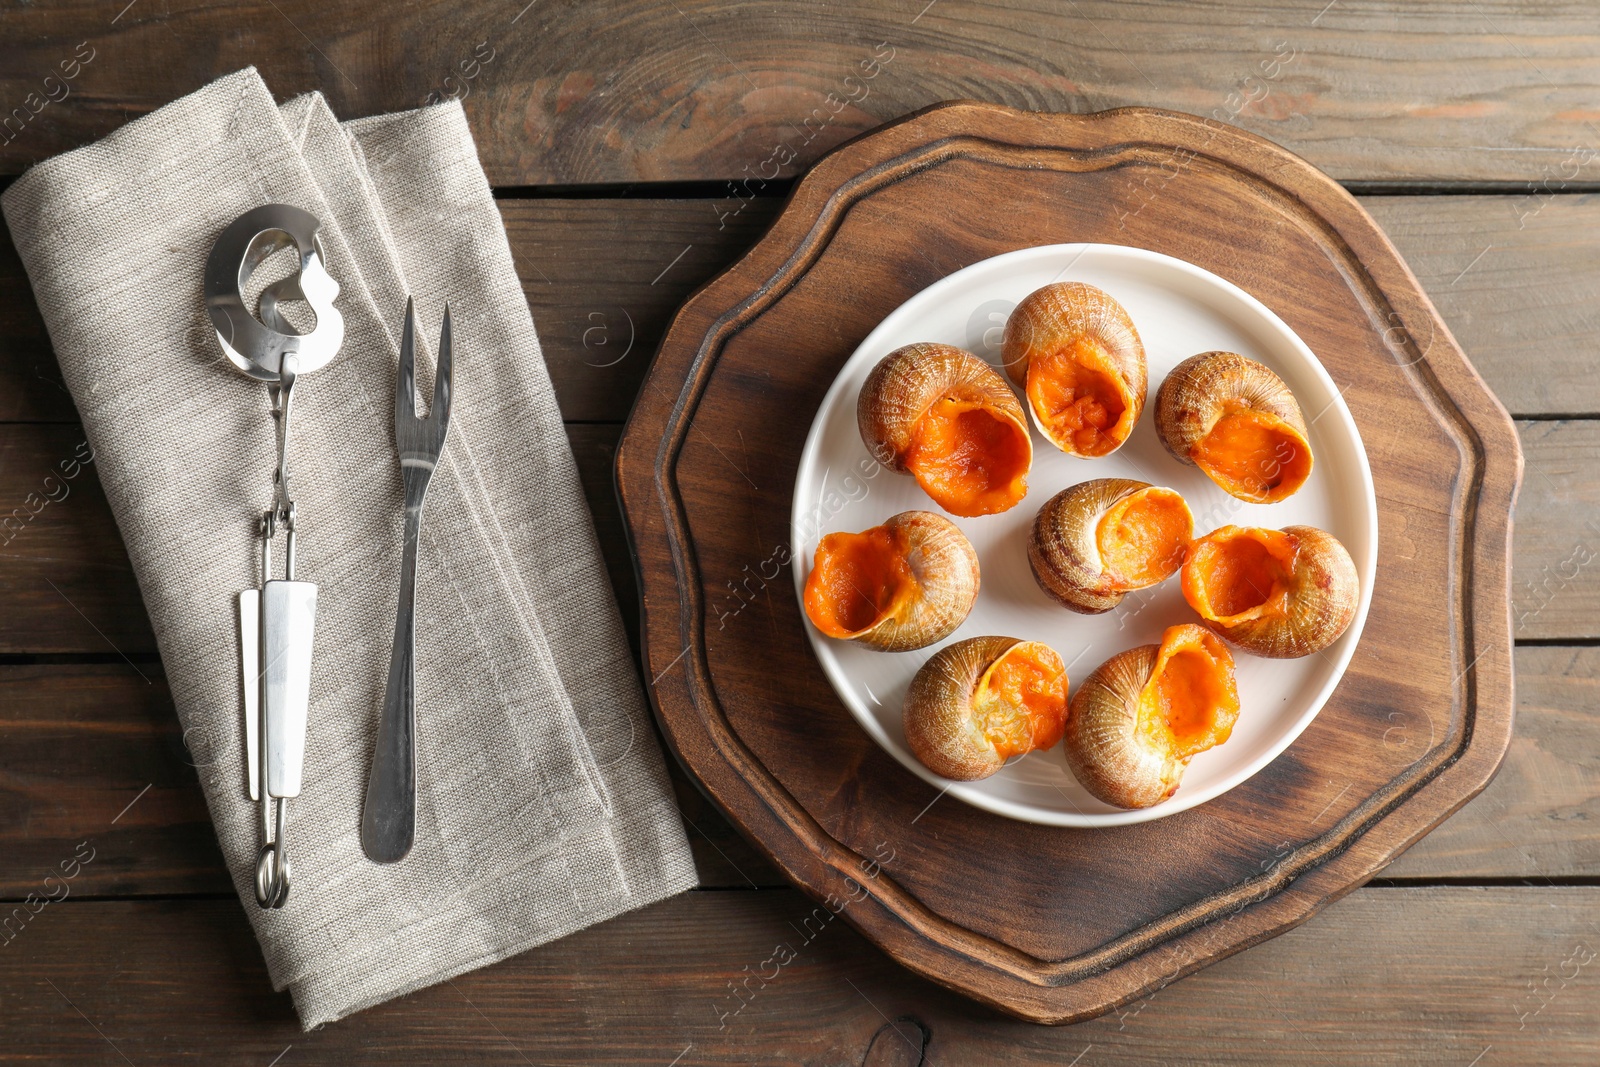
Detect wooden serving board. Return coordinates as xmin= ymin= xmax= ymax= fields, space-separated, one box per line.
xmin=616 ymin=102 xmax=1521 ymax=1024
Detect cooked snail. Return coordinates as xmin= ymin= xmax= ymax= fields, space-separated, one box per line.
xmin=803 ymin=510 xmax=980 ymax=652
xmin=1064 ymin=623 xmax=1240 ymax=809
xmin=1181 ymin=524 xmax=1358 ymax=659
xmin=857 ymin=343 xmax=1033 ymax=517
xmin=1001 ymin=282 xmax=1147 ymax=457
xmin=1155 ymin=351 xmax=1313 ymax=503
xmin=903 ymin=635 xmax=1069 ymax=781
xmin=1029 ymin=479 xmax=1193 ymax=614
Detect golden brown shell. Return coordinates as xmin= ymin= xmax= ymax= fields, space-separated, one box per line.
xmin=1064 ymin=624 xmax=1239 ymax=809
xmin=881 ymin=512 xmax=983 ymax=652
xmin=903 ymin=636 xmax=1067 ymax=781
xmin=1182 ymin=524 xmax=1358 ymax=659
xmin=1028 ymin=479 xmax=1193 ymax=614
xmin=803 ymin=510 xmax=980 ymax=653
xmin=1000 ymin=282 xmax=1147 ymax=456
xmin=905 ymin=636 xmax=1022 ymax=781
xmin=857 ymin=342 xmax=1030 ymax=472
xmin=1154 ymin=351 xmax=1313 ymax=502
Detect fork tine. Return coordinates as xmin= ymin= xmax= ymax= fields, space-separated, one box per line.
xmin=432 ymin=303 xmax=452 ymax=431
xmin=396 ymin=296 xmax=417 ymax=430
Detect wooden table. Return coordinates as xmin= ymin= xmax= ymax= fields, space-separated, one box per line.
xmin=1 ymin=3 xmax=1596 ymax=1063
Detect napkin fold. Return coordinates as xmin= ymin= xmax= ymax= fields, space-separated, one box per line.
xmin=2 ymin=69 xmax=696 ymax=1028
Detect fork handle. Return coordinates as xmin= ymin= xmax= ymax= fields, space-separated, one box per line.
xmin=361 ymin=505 xmax=421 ymax=863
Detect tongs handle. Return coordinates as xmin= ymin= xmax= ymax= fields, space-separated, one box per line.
xmin=361 ymin=506 xmax=420 ymax=863
xmin=262 ymin=579 xmax=317 ymax=798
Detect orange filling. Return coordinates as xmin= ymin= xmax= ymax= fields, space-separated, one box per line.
xmin=1137 ymin=624 xmax=1240 ymax=762
xmin=803 ymin=525 xmax=916 ymax=638
xmin=1025 ymin=337 xmax=1133 ymax=456
xmin=1192 ymin=407 xmax=1312 ymax=502
xmin=903 ymin=398 xmax=1031 ymax=517
xmin=1096 ymin=487 xmax=1192 ymax=590
xmin=1182 ymin=526 xmax=1297 ymax=623
xmin=973 ymin=643 xmax=1069 ymax=760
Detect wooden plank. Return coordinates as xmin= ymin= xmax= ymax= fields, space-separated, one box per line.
xmin=1 ymin=644 xmax=1592 ymax=899
xmin=1 ymin=888 xmax=1597 ymax=1062
xmin=0 ymin=663 xmax=774 ymax=898
xmin=0 ymin=423 xmax=148 ymax=655
xmin=4 ymin=196 xmax=1599 ymax=425
xmin=501 ymin=199 xmax=779 ymax=423
xmin=1513 ymin=420 xmax=1600 ymax=641
xmin=0 ymin=422 xmax=632 ymax=655
xmin=0 ymin=216 xmax=69 ymax=423
xmin=510 ymin=195 xmax=1600 ymax=423
xmin=1389 ymin=646 xmax=1600 ymax=879
xmin=3 ymin=3 xmax=1600 ymax=184
xmin=0 ymin=665 xmax=228 ymax=898
xmin=0 ymin=198 xmax=783 ymax=425
xmin=0 ymin=416 xmax=1595 ymax=645
xmin=1367 ymin=195 xmax=1600 ymax=419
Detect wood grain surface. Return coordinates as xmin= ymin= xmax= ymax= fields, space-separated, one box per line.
xmin=2 ymin=889 xmax=1597 ymax=1064
xmin=10 ymin=194 xmax=1600 ymax=426
xmin=3 ymin=2 xmax=1600 ymax=185
xmin=0 ymin=2 xmax=1595 ymax=1059
xmin=616 ymin=101 xmax=1521 ymax=1023
xmin=4 ymin=417 xmax=1594 ymax=651
xmin=5 ymin=643 xmax=1596 ymax=902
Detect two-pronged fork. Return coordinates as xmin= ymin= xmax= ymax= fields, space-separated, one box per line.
xmin=362 ymin=297 xmax=453 ymax=864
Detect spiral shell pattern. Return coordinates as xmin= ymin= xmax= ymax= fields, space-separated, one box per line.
xmin=1182 ymin=524 xmax=1358 ymax=659
xmin=804 ymin=510 xmax=981 ymax=653
xmin=1155 ymin=351 xmax=1313 ymax=503
xmin=857 ymin=342 xmax=1029 ymax=472
xmin=1001 ymin=282 xmax=1147 ymax=456
xmin=904 ymin=635 xmax=1029 ymax=781
xmin=1064 ymin=624 xmax=1238 ymax=809
xmin=1029 ymin=478 xmax=1192 ymax=614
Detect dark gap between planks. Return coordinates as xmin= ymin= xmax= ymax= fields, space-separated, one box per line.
xmin=1366 ymin=876 xmax=1600 ymax=888
xmin=3 ymin=635 xmax=1589 ymax=667
xmin=12 ymin=880 xmax=1599 ymax=907
xmin=486 ymin=179 xmax=1600 ymax=200
xmin=6 ymin=175 xmax=1595 ymax=199
xmin=0 ymin=886 xmax=789 ymax=903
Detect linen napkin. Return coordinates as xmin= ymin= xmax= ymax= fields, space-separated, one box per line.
xmin=2 ymin=68 xmax=697 ymax=1028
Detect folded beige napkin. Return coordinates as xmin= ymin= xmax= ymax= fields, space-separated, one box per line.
xmin=2 ymin=68 xmax=696 ymax=1028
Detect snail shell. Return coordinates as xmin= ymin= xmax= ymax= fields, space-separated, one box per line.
xmin=857 ymin=343 xmax=1033 ymax=517
xmin=1155 ymin=351 xmax=1313 ymax=503
xmin=1001 ymin=282 xmax=1147 ymax=457
xmin=1064 ymin=623 xmax=1240 ymax=809
xmin=904 ymin=635 xmax=1069 ymax=781
xmin=1181 ymin=524 xmax=1359 ymax=659
xmin=803 ymin=510 xmax=980 ymax=652
xmin=1029 ymin=479 xmax=1194 ymax=614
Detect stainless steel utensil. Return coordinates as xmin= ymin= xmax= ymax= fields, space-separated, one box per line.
xmin=361 ymin=297 xmax=453 ymax=864
xmin=207 ymin=204 xmax=344 ymax=909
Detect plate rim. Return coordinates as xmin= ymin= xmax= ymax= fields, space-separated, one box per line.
xmin=789 ymin=240 xmax=1379 ymax=827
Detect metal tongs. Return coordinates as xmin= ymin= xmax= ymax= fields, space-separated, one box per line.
xmin=206 ymin=205 xmax=345 ymax=909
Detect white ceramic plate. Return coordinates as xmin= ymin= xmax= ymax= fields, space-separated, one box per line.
xmin=791 ymin=243 xmax=1377 ymax=827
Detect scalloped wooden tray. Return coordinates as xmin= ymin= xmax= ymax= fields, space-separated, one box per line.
xmin=616 ymin=102 xmax=1522 ymax=1024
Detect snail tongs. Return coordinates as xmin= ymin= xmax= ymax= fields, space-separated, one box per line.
xmin=206 ymin=204 xmax=345 ymax=909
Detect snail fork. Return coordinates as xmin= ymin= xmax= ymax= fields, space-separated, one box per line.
xmin=361 ymin=297 xmax=453 ymax=864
